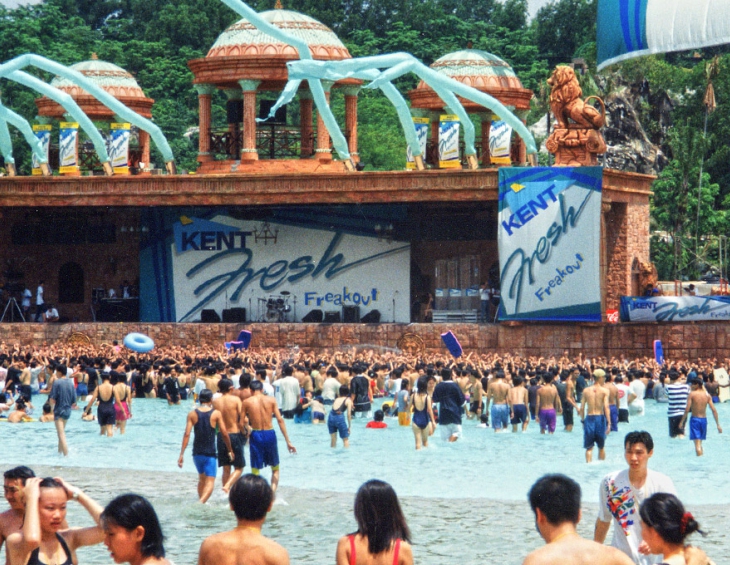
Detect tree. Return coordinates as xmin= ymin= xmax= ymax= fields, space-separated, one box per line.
xmin=533 ymin=0 xmax=596 ymax=67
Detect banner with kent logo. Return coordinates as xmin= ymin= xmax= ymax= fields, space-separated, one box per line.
xmin=498 ymin=167 xmax=603 ymax=322
xmin=620 ymin=295 xmax=730 ymax=322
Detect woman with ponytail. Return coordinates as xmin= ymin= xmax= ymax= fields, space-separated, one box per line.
xmin=639 ymin=493 xmax=714 ymax=565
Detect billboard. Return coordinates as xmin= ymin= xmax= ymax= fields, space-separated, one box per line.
xmin=620 ymin=295 xmax=730 ymax=322
xmin=498 ymin=167 xmax=603 ymax=322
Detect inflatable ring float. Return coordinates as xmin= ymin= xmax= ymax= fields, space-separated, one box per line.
xmin=123 ymin=332 xmax=155 ymax=353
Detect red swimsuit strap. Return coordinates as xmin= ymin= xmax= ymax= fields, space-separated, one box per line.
xmin=349 ymin=535 xmax=356 ymax=565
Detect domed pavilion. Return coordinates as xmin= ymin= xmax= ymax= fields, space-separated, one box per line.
xmin=408 ymin=49 xmax=534 ymax=167
xmin=187 ymin=0 xmax=361 ymax=173
xmin=34 ymin=54 xmax=154 ymax=172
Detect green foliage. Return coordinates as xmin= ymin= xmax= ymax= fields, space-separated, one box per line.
xmin=533 ymin=0 xmax=597 ymax=67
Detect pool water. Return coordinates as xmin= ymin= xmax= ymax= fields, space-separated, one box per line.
xmin=2 ymin=397 xmax=729 ymax=564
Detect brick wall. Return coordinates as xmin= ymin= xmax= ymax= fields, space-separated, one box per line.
xmin=1 ymin=321 xmax=727 ymax=360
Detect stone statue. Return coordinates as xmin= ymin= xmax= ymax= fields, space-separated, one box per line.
xmin=545 ymin=65 xmax=606 ymax=166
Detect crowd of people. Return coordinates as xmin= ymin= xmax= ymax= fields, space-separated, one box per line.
xmin=0 ymin=340 xmax=727 ymax=563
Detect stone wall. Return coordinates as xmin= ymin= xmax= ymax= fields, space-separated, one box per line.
xmin=1 ymin=322 xmax=727 ymax=360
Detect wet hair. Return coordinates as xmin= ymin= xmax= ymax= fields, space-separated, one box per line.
xmin=373 ymin=410 xmax=384 ymax=422
xmin=4 ymin=466 xmax=35 ymax=483
xmin=239 ymin=373 xmax=252 ymax=389
xmin=229 ymin=474 xmax=272 ymax=521
xmin=55 ymin=364 xmax=68 ymax=376
xmin=43 ymin=403 xmax=52 ymax=414
xmin=101 ymin=494 xmax=166 ymax=558
xmin=250 ymin=380 xmax=263 ymax=392
xmin=39 ymin=477 xmax=64 ymax=490
xmin=528 ymin=474 xmax=581 ymax=525
xmin=339 ymin=385 xmax=350 ymax=397
xmin=640 ymin=493 xmax=702 ymax=544
xmin=352 ymin=480 xmax=411 ymax=554
xmin=199 ymin=389 xmax=213 ymax=403
xmin=416 ymin=376 xmax=428 ymax=394
xmin=625 ymin=430 xmax=654 ymax=453
xmin=441 ymin=368 xmax=452 ymax=380
xmin=218 ymin=378 xmax=233 ymax=393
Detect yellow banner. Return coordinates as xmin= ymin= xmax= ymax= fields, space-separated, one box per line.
xmin=59 ymin=122 xmax=79 ymax=129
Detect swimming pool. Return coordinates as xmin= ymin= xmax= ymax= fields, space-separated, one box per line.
xmin=3 ymin=397 xmax=729 ymax=564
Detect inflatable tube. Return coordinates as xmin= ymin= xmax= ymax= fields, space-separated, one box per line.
xmin=123 ymin=332 xmax=155 ymax=353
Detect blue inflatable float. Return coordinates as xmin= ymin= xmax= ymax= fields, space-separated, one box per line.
xmin=123 ymin=332 xmax=155 ymax=353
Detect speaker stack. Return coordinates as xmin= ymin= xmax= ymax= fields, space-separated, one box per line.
xmin=222 ymin=308 xmax=247 ymax=323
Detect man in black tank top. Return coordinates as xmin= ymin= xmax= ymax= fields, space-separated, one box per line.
xmin=178 ymin=389 xmax=233 ymax=503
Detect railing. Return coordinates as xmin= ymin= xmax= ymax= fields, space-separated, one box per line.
xmin=49 ymin=144 xmax=143 ymax=174
xmin=209 ymin=125 xmax=326 ymax=160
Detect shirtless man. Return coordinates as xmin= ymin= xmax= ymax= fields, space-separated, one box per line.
xmin=0 ymin=466 xmax=36 ymax=563
xmin=536 ymin=373 xmax=562 ymax=435
xmin=233 ymin=373 xmax=252 ymax=402
xmin=486 ymin=370 xmax=512 ymax=432
xmin=465 ymin=371 xmax=483 ymax=420
xmin=178 ymin=389 xmax=233 ymax=503
xmin=213 ymin=378 xmax=246 ymax=492
xmin=523 ymin=474 xmax=635 ymax=565
xmin=579 ymin=369 xmax=611 ymax=463
xmin=508 ymin=375 xmax=530 ymax=432
xmin=604 ymin=370 xmax=620 ymax=432
xmin=241 ymin=380 xmax=296 ymax=493
xmin=679 ymin=376 xmax=722 ymax=456
xmin=197 ymin=474 xmax=289 ymax=565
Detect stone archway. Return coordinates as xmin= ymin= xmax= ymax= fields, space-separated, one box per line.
xmin=58 ymin=262 xmax=84 ymax=304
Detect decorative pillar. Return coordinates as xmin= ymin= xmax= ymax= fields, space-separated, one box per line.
xmin=299 ymin=90 xmax=313 ymax=158
xmin=239 ymin=79 xmax=260 ymax=161
xmin=139 ymin=130 xmax=151 ymax=168
xmin=481 ymin=115 xmax=492 ymax=166
xmin=343 ymin=86 xmax=360 ymax=162
xmin=315 ymin=80 xmax=334 ymax=162
xmin=519 ymin=119 xmax=527 ymax=164
xmin=225 ymin=88 xmax=242 ymax=158
xmin=195 ymin=84 xmax=216 ymax=163
xmin=429 ymin=112 xmax=440 ymax=166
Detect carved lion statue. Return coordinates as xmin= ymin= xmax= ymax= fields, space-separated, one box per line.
xmin=548 ymin=66 xmax=605 ymax=130
xmin=638 ymin=260 xmax=658 ymax=293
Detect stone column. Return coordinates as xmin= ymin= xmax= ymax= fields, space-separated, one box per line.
xmin=239 ymin=79 xmax=260 ymax=161
xmin=343 ymin=86 xmax=360 ymax=162
xmin=139 ymin=130 xmax=150 ymax=169
xmin=315 ymin=80 xmax=334 ymax=162
xmin=430 ymin=112 xmax=440 ymax=166
xmin=195 ymin=84 xmax=216 ymax=163
xmin=481 ymin=115 xmax=492 ymax=166
xmin=519 ymin=119 xmax=527 ymax=164
xmin=299 ymin=90 xmax=313 ymax=158
xmin=224 ymin=89 xmax=242 ymax=158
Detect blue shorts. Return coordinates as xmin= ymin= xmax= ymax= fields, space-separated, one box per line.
xmin=510 ymin=404 xmax=528 ymax=425
xmin=690 ymin=417 xmax=707 ymax=441
xmin=193 ymin=455 xmax=217 ymax=477
xmin=249 ymin=429 xmax=280 ymax=470
xmin=609 ymin=405 xmax=618 ymax=432
xmin=583 ymin=415 xmax=607 ymax=450
xmin=328 ymin=412 xmax=349 ymax=438
xmin=491 ymin=404 xmax=510 ymax=429
xmin=76 ymin=383 xmax=88 ymax=396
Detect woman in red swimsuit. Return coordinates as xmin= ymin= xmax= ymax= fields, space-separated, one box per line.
xmin=336 ymin=480 xmax=413 ymax=565
xmin=6 ymin=477 xmax=104 ymax=565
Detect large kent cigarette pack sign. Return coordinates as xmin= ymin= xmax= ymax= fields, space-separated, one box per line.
xmin=498 ymin=167 xmax=603 ymax=322
xmin=140 ymin=213 xmax=411 ymax=323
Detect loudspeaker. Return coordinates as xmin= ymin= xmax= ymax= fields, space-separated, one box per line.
xmin=201 ymin=309 xmax=221 ymax=323
xmin=342 ymin=305 xmax=360 ymax=323
xmin=302 ymin=309 xmax=323 ymax=323
xmin=222 ymin=307 xmax=246 ymax=323
xmin=360 ymin=309 xmax=381 ymax=323
xmin=324 ymin=311 xmax=341 ymax=323
xmin=227 ymin=100 xmax=243 ymax=123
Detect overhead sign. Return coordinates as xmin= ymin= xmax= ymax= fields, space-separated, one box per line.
xmin=498 ymin=167 xmax=603 ymax=322
xmin=620 ymin=295 xmax=730 ymax=322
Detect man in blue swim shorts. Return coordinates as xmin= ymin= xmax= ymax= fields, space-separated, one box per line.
xmin=579 ymin=369 xmax=610 ymax=463
xmin=680 ymin=376 xmax=722 ymax=456
xmin=242 ymin=380 xmax=296 ymax=493
xmin=486 ymin=370 xmax=511 ymax=432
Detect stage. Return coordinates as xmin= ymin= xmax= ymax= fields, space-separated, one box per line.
xmin=0 ymin=320 xmax=727 ymax=359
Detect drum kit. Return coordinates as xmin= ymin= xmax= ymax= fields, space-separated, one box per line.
xmin=257 ymin=291 xmax=295 ymax=322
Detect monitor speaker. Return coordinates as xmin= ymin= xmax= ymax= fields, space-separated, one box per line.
xmin=222 ymin=307 xmax=246 ymax=323
xmin=360 ymin=309 xmax=381 ymax=323
xmin=342 ymin=305 xmax=360 ymax=323
xmin=302 ymin=309 xmax=323 ymax=323
xmin=201 ymin=309 xmax=221 ymax=323
xmin=323 ymin=311 xmax=341 ymax=323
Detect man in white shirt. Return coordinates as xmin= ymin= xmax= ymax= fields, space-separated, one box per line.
xmin=627 ymin=373 xmax=645 ymax=415
xmin=34 ymin=281 xmax=44 ymax=322
xmin=594 ymin=431 xmax=676 ymax=565
xmin=322 ymin=368 xmax=341 ymax=406
xmin=277 ymin=365 xmax=301 ymax=419
xmin=615 ymin=375 xmax=632 ymax=424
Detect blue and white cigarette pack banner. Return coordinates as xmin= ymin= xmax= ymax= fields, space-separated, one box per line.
xmin=498 ymin=167 xmax=603 ymax=322
xmin=621 ymin=296 xmax=730 ymax=323
xmin=597 ymin=0 xmax=730 ymax=70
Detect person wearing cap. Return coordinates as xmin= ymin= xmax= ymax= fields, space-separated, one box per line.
xmin=178 ymin=388 xmax=233 ymax=503
xmin=579 ymin=369 xmax=611 ymax=463
xmin=679 ymin=376 xmax=722 ymax=456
